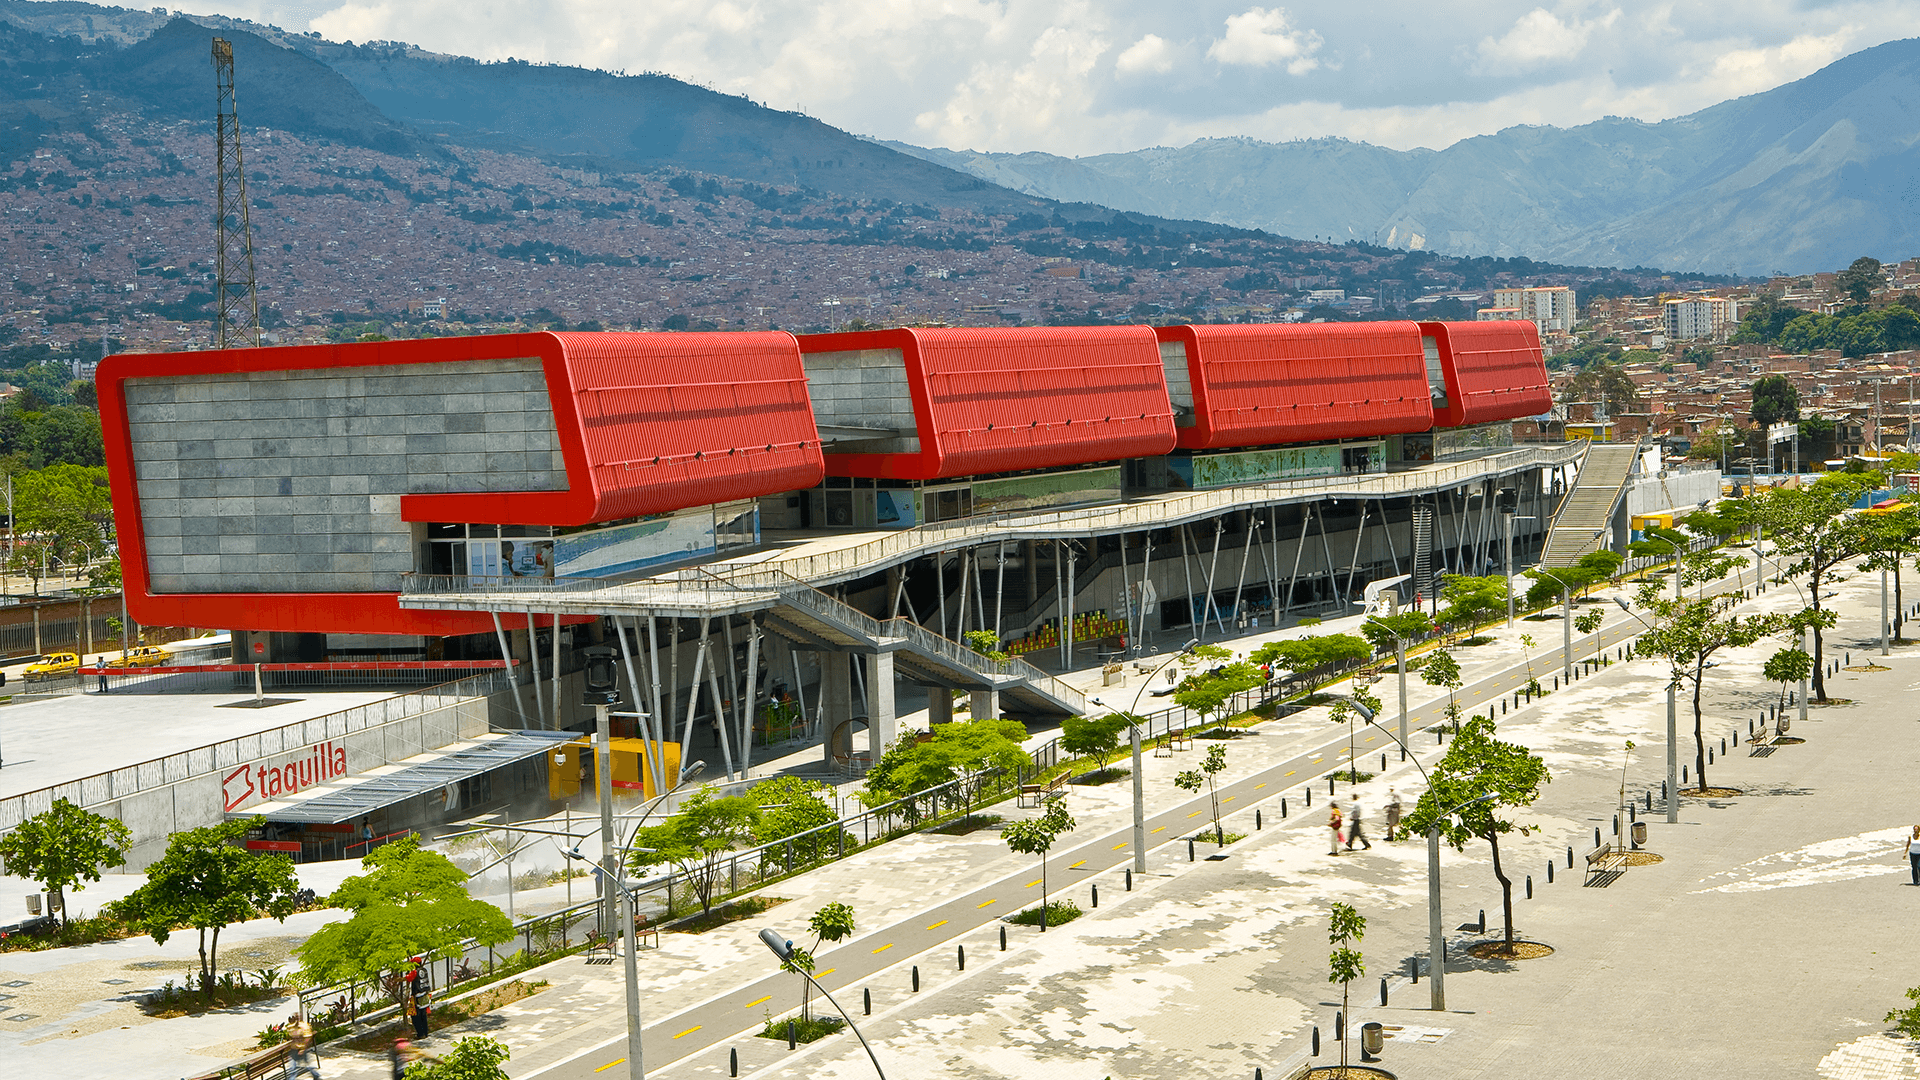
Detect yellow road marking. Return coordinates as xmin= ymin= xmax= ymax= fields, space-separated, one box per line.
xmin=673 ymin=1026 xmax=701 ymax=1040
xmin=1222 ymin=795 xmax=1236 ymax=802
xmin=1069 ymin=859 xmax=1086 ymax=868
xmin=1027 ymin=878 xmax=1043 ymax=888
xmin=872 ymin=943 xmax=894 ymax=954
xmin=927 ymin=920 xmax=948 ymax=930
xmin=745 ymin=995 xmax=771 ymax=1009
xmin=1151 ymin=825 xmax=1168 ymax=834
xmin=1364 ymin=735 xmax=1376 ymax=742
xmin=1255 ymin=783 xmax=1267 ymax=789
xmin=818 ymin=968 xmax=835 ymax=978
xmin=596 ymin=1061 xmax=625 ymax=1073
xmin=1112 ymin=842 xmax=1128 ymax=850
xmin=1284 ymin=770 xmax=1296 ymax=777
xmin=1187 ymin=810 xmax=1202 ymax=817
xmin=978 ymin=899 xmax=997 ymax=908
xmin=1311 ymin=756 xmax=1323 ymax=763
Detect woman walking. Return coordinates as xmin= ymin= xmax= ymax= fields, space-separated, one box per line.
xmin=1328 ymin=801 xmax=1344 ymax=856
xmin=1907 ymin=825 xmax=1920 ymax=886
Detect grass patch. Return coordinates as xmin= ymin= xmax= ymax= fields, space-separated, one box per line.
xmin=334 ymin=979 xmax=548 ymax=1052
xmin=668 ymin=895 xmax=791 ymax=933
xmin=1331 ymin=769 xmax=1376 ymax=785
xmin=1195 ymin=727 xmax=1246 ymax=739
xmin=1183 ymin=830 xmax=1248 ymax=845
xmin=0 ymin=912 xmax=138 ymax=953
xmin=929 ymin=813 xmax=1005 ymax=834
xmin=1455 ymin=635 xmax=1495 ymax=647
xmin=143 ymin=976 xmax=290 ymax=1018
xmin=1296 ymin=692 xmax=1342 ymax=708
xmin=1006 ymin=900 xmax=1082 ymax=928
xmin=1069 ymin=768 xmax=1131 ymax=786
xmin=756 ymin=1014 xmax=845 ymax=1043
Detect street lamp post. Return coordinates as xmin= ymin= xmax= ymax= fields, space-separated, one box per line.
xmin=1092 ymin=637 xmax=1198 ymax=876
xmin=759 ymin=929 xmax=888 ymax=1080
xmin=1613 ymin=597 xmax=1678 ymax=824
xmin=1361 ymin=616 xmax=1410 ymax=752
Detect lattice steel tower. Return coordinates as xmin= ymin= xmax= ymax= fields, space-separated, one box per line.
xmin=212 ymin=37 xmax=260 ymax=349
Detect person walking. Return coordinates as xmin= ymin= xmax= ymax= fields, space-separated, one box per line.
xmin=1908 ymin=825 xmax=1920 ymax=886
xmin=1346 ymin=795 xmax=1372 ymax=851
xmin=287 ymin=1014 xmax=321 ymax=1080
xmin=1328 ymin=801 xmax=1344 ymax=855
xmin=1384 ymin=787 xmax=1403 ymax=842
xmin=389 ymin=1037 xmax=419 ymax=1079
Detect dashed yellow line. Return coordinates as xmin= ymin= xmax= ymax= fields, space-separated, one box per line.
xmin=596 ymin=1060 xmax=625 ymax=1073
xmin=1187 ymin=810 xmax=1202 ymax=817
xmin=1069 ymin=859 xmax=1087 ymax=869
xmin=1222 ymin=795 xmax=1236 ymax=802
xmin=927 ymin=919 xmax=948 ymax=930
xmin=1255 ymin=783 xmax=1267 ymax=789
xmin=1112 ymin=842 xmax=1127 ymax=850
xmin=745 ymin=995 xmax=771 ymax=1009
xmin=673 ymin=1026 xmax=701 ymax=1040
xmin=1284 ymin=770 xmax=1296 ymax=777
xmin=1151 ymin=825 xmax=1168 ymax=834
xmin=977 ymin=899 xmax=997 ymax=908
xmin=872 ymin=943 xmax=894 ymax=954
xmin=1027 ymin=878 xmax=1043 ymax=888
xmin=817 ymin=968 xmax=835 ymax=978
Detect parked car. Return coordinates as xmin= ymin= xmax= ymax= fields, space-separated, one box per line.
xmin=22 ymin=652 xmax=80 ymax=681
xmin=104 ymin=646 xmax=168 ymax=668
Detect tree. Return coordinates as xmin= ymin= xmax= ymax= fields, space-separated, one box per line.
xmin=1436 ymin=574 xmax=1507 ymax=637
xmin=1632 ymin=588 xmax=1785 ymax=792
xmin=861 ymin=718 xmax=1030 ymax=812
xmin=1761 ymin=646 xmax=1812 ymax=719
xmin=1574 ymin=608 xmax=1605 ymax=668
xmin=1750 ymin=375 xmax=1799 ymax=427
xmin=1254 ymin=633 xmax=1373 ymax=680
xmin=1835 ymin=255 xmax=1885 ymax=305
xmin=407 ymin=1035 xmax=511 ymax=1080
xmin=1174 ymin=744 xmax=1230 ymax=845
xmin=1001 ymin=800 xmax=1074 ymax=929
xmin=1171 ymin=659 xmax=1263 ymax=724
xmin=780 ymin=902 xmax=856 ymax=1022
xmin=1733 ymin=477 xmax=1874 ymax=700
xmin=1518 ymin=633 xmax=1541 ymax=694
xmin=1887 ymin=986 xmax=1920 ymax=1041
xmin=1327 ymin=903 xmax=1366 ymax=1073
xmin=1402 ymin=714 xmax=1550 ymax=953
xmin=1420 ymin=649 xmax=1462 ymax=728
xmin=1523 ymin=550 xmax=1622 ymax=608
xmin=1060 ymin=714 xmax=1127 ymax=776
xmin=124 ymin=818 xmax=301 ymax=1003
xmin=1853 ymin=503 xmax=1920 ymax=642
xmin=628 ymin=787 xmax=762 ymax=915
xmin=294 ymin=834 xmax=513 ymax=987
xmin=1328 ymin=683 xmax=1383 ymax=786
xmin=0 ymin=798 xmax=131 ymax=926
xmin=749 ymin=774 xmax=839 ymax=844
xmin=1356 ymin=610 xmax=1433 ymax=654
xmin=1731 ymin=295 xmax=1798 ymax=344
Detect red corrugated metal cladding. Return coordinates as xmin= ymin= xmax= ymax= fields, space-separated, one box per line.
xmin=1157 ymin=323 xmax=1435 ymax=450
xmin=800 ymin=326 xmax=1176 ymax=479
xmin=1421 ymin=320 xmax=1553 ymax=427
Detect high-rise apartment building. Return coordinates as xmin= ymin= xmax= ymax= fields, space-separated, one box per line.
xmin=1662 ymin=296 xmax=1742 ymax=341
xmin=1492 ymin=287 xmax=1576 ymax=335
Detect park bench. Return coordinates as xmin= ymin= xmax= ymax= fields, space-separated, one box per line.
xmin=1584 ymin=842 xmax=1628 ymax=884
xmin=584 ymin=931 xmax=615 ymax=965
xmin=184 ymin=1042 xmax=293 ymax=1080
xmin=1017 ymin=772 xmax=1068 ymax=808
xmin=1748 ymin=724 xmax=1777 ymax=754
xmin=1152 ymin=728 xmax=1192 ymax=757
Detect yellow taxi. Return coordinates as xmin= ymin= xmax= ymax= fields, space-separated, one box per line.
xmin=23 ymin=652 xmax=80 ymax=681
xmin=104 ymin=646 xmax=169 ymax=668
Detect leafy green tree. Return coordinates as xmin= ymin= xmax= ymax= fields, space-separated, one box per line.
xmin=293 ymin=834 xmax=512 ymax=987
xmin=962 ymin=629 xmax=1009 ymax=664
xmin=1632 ymin=588 xmax=1785 ymax=791
xmin=0 ymin=797 xmax=131 ymax=926
xmin=780 ymin=902 xmax=857 ymax=1022
xmin=1327 ymin=903 xmax=1366 ymax=1073
xmin=1436 ymin=574 xmax=1507 ymax=636
xmin=749 ymin=774 xmax=839 ymax=844
xmin=407 ymin=1035 xmax=511 ymax=1080
xmin=1254 ymin=633 xmax=1373 ymax=678
xmin=1761 ymin=647 xmax=1812 ymax=719
xmin=1420 ymin=649 xmax=1463 ymax=727
xmin=1356 ymin=610 xmax=1433 ymax=654
xmin=1733 ymin=477 xmax=1875 ymax=699
xmin=1731 ymin=295 xmax=1797 ymax=344
xmin=124 ymin=819 xmax=301 ymax=1003
xmin=1001 ymin=801 xmax=1074 ymax=929
xmin=1523 ymin=550 xmax=1623 ymax=608
xmin=1174 ymin=744 xmax=1230 ymax=844
xmin=1401 ymin=714 xmax=1550 ymax=953
xmin=1172 ymin=660 xmax=1263 ymax=724
xmin=1853 ymin=503 xmax=1920 ymax=641
xmin=1329 ymin=683 xmax=1383 ymax=784
xmin=1835 ymin=255 xmax=1885 ymax=305
xmin=628 ymin=788 xmax=762 ymax=915
xmin=1887 ymin=986 xmax=1920 ymax=1040
xmin=1060 ymin=714 xmax=1127 ymax=775
xmin=861 ymin=718 xmax=1030 ymax=812
xmin=1518 ymin=632 xmax=1541 ymax=694
xmin=1750 ymin=374 xmax=1799 ymax=427
xmin=1574 ymin=608 xmax=1605 ymax=668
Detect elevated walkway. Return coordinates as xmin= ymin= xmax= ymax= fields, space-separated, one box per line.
xmin=1540 ymin=442 xmax=1642 ymax=567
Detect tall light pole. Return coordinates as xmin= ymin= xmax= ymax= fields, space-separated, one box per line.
xmin=1092 ymin=637 xmax=1198 ymax=876
xmin=1361 ymin=615 xmax=1410 ymax=752
xmin=1532 ymin=565 xmax=1583 ymax=680
xmin=1613 ymin=597 xmax=1678 ymax=823
xmin=759 ymin=929 xmax=888 ymax=1080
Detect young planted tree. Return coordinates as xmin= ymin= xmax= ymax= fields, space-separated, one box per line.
xmin=1854 ymin=503 xmax=1920 ymax=642
xmin=1739 ymin=476 xmax=1875 ymax=700
xmin=1518 ymin=633 xmax=1541 ymax=695
xmin=407 ymin=1034 xmax=512 ymax=1080
xmin=1060 ymin=714 xmax=1128 ymax=777
xmin=0 ymin=797 xmax=131 ymax=926
xmin=1172 ymin=660 xmax=1264 ymax=727
xmin=780 ymin=902 xmax=856 ymax=1022
xmin=1436 ymin=573 xmax=1508 ymax=638
xmin=1256 ymin=634 xmax=1375 ymax=684
xmin=628 ymin=787 xmax=762 ymax=916
xmin=1000 ymin=801 xmax=1075 ymax=929
xmin=861 ymin=718 xmax=1030 ymax=815
xmin=1328 ymin=683 xmax=1384 ymax=785
xmin=1421 ymin=649 xmax=1463 ymax=729
xmin=1761 ymin=646 xmax=1813 ymax=719
xmin=124 ymin=819 xmax=302 ymax=1004
xmin=1174 ymin=744 xmax=1230 ymax=845
xmin=1401 ymin=714 xmax=1550 ymax=954
xmin=294 ymin=834 xmax=514 ymax=989
xmin=1327 ymin=903 xmax=1367 ymax=1073
xmin=1632 ymin=588 xmax=1785 ymax=792
xmin=1574 ymin=608 xmax=1606 ymax=669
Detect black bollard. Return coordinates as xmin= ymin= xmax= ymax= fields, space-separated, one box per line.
xmin=1306 ymin=787 xmax=1312 ymax=807
xmin=1000 ymin=926 xmax=1007 ymax=951
xmin=1256 ymin=809 xmax=1262 ymax=831
xmin=1721 ymin=737 xmax=1727 ymax=755
xmin=1380 ymin=978 xmax=1389 ymax=1007
xmin=1091 ymin=884 xmax=1098 ymax=909
xmin=1708 ymin=748 xmax=1714 ymax=764
xmin=1613 ymin=814 xmax=1619 ymax=836
xmin=788 ymin=1020 xmax=796 ymax=1050
xmin=1382 ymin=753 xmax=1388 ymax=771
xmin=1733 ymin=729 xmax=1738 ymax=747
xmin=1478 ymin=909 xmax=1486 ymax=933
xmin=1336 ymin=1011 xmax=1344 ymax=1041
xmin=1629 ymin=803 xmax=1636 ymax=822
xmin=1526 ymin=874 xmax=1533 ymax=899
xmin=1683 ymin=765 xmax=1688 ymax=783
xmin=912 ymin=966 xmax=919 ymax=992
xmin=1567 ymin=846 xmax=1574 ymax=868
xmin=1595 ymin=826 xmax=1601 ymax=847
xmin=1645 ymin=791 xmax=1652 ymax=811
xmin=1502 ymin=699 xmax=1507 ymax=715
xmin=1125 ymin=868 xmax=1133 ymax=891
xmin=864 ymin=987 xmax=871 ymax=1015
xmin=1329 ymin=776 xmax=1336 ymax=795
xmin=1257 ymin=1070 xmax=1264 ymax=1080
xmin=1410 ymin=956 xmax=1419 ymax=984
xmin=1282 ymin=797 xmax=1288 ymax=818
xmin=1312 ymin=1026 xmax=1320 ymax=1056
xmin=1547 ymin=860 xmax=1554 ymax=884
xmin=958 ymin=944 xmax=965 ymax=970
xmin=1189 ymin=839 xmax=1195 ymax=862
xmin=1554 ymin=676 xmax=1559 ymax=690
xmin=731 ymin=1048 xmax=738 ymax=1077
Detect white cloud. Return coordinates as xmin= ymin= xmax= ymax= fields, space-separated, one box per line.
xmin=1116 ymin=33 xmax=1175 ymax=75
xmin=1704 ymin=30 xmax=1857 ymax=99
xmin=1475 ymin=7 xmax=1620 ymax=71
xmin=1206 ymin=7 xmax=1322 ymax=74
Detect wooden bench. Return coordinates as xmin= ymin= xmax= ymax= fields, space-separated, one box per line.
xmin=183 ymin=1042 xmax=293 ymax=1080
xmin=584 ymin=931 xmax=616 ymax=965
xmin=1017 ymin=772 xmax=1068 ymax=808
xmin=1584 ymin=842 xmax=1628 ymax=883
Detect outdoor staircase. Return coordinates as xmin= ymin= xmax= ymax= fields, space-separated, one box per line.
xmin=1539 ymin=443 xmax=1643 ymax=568
xmin=739 ymin=569 xmax=1088 ymax=718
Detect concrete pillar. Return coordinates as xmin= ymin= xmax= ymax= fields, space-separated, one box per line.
xmin=821 ymin=651 xmax=853 ymax=764
xmin=868 ymin=651 xmax=896 ymax=752
xmin=1610 ymin=496 xmax=1632 ymax=556
xmin=926 ymin=686 xmax=953 ymax=726
xmin=970 ymin=688 xmax=1000 ymax=721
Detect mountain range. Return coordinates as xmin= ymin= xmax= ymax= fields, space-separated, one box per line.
xmin=0 ymin=0 xmax=1912 ymax=276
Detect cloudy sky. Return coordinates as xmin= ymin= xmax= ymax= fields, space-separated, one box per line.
xmin=189 ymin=1 xmax=1920 ymax=157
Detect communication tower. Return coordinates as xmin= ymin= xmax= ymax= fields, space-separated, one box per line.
xmin=211 ymin=37 xmax=261 ymax=349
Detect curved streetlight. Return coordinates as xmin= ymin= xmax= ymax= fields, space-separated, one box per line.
xmin=1360 ymin=615 xmax=1412 ymax=754
xmin=1349 ymin=699 xmax=1492 ymax=1012
xmin=1091 ymin=637 xmax=1199 ymax=874
xmin=1528 ymin=565 xmax=1583 ymax=681
xmin=759 ymin=928 xmax=888 ymax=1080
xmin=1611 ymin=597 xmax=1681 ymax=825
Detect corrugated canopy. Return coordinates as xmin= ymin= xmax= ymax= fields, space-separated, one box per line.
xmin=239 ymin=730 xmax=576 ymax=825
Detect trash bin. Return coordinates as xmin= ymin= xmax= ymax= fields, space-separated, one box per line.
xmin=1361 ymin=1021 xmax=1384 ymax=1056
xmin=1631 ymin=821 xmax=1647 ymax=846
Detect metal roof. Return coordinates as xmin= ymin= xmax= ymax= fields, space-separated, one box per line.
xmin=239 ymin=730 xmax=578 ymax=825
